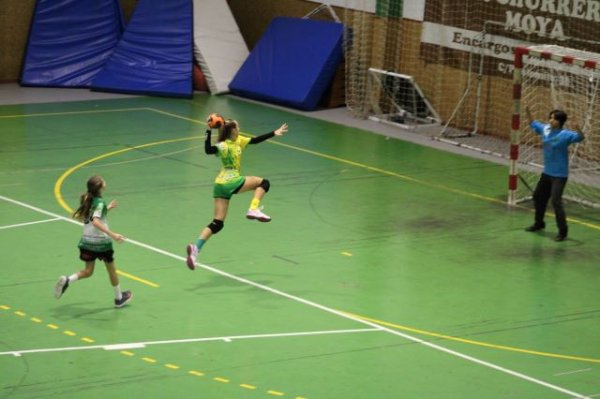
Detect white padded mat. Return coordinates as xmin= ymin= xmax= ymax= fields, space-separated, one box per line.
xmin=193 ymin=0 xmax=249 ymax=94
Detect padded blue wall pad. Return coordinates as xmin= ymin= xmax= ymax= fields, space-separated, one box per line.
xmin=229 ymin=17 xmax=344 ymax=111
xmin=92 ymin=0 xmax=193 ymax=98
xmin=21 ymin=0 xmax=124 ymax=87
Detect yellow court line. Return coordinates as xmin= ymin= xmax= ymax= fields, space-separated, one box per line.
xmin=116 ymin=270 xmax=159 ymax=288
xmin=0 ymin=107 xmax=149 ymax=119
xmin=146 ymin=107 xmax=204 ymax=125
xmin=144 ymin=108 xmax=600 ymax=232
xmin=346 ymin=312 xmax=600 ymax=364
xmin=54 ymin=136 xmax=198 ymax=213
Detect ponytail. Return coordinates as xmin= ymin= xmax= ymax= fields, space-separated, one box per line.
xmin=217 ymin=119 xmax=238 ymax=142
xmin=73 ymin=176 xmax=105 ymax=221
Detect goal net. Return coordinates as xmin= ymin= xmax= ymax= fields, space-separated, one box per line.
xmin=366 ymin=67 xmax=440 ymax=128
xmin=510 ymin=45 xmax=600 ymax=207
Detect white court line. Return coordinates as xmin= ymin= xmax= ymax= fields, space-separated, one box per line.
xmin=0 ymin=194 xmax=591 ymax=399
xmin=0 ymin=217 xmax=61 ymax=230
xmin=555 ymin=368 xmax=592 ymax=376
xmin=0 ymin=328 xmax=379 ymax=357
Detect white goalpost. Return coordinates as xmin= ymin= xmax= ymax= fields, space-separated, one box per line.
xmin=509 ymin=45 xmax=600 ymax=207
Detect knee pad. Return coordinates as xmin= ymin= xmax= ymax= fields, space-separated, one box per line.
xmin=259 ymin=178 xmax=271 ymax=192
xmin=208 ymin=219 xmax=224 ymax=234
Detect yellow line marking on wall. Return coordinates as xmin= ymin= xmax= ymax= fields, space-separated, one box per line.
xmin=240 ymin=384 xmax=257 ymax=390
xmin=47 ymin=324 xmax=59 ymax=330
xmin=341 ymin=251 xmax=353 ymax=256
xmin=267 ymin=390 xmax=285 ymax=396
xmin=81 ymin=337 xmax=95 ymax=343
xmin=188 ymin=370 xmax=205 ymax=377
xmin=63 ymin=330 xmax=76 ymax=336
xmin=347 ymin=312 xmax=600 ymax=364
xmin=1 ymin=305 xmax=11 ymax=310
xmin=30 ymin=317 xmax=42 ymax=323
xmin=142 ymin=356 xmax=157 ymax=363
xmin=213 ymin=377 xmax=230 ymax=383
xmin=14 ymin=311 xmax=26 ymax=317
xmin=120 ymin=351 xmax=135 ymax=356
xmin=165 ymin=363 xmax=180 ymax=370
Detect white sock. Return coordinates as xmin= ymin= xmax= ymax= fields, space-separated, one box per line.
xmin=68 ymin=273 xmax=79 ymax=283
xmin=114 ymin=284 xmax=122 ymax=300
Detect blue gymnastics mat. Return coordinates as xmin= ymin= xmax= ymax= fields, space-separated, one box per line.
xmin=21 ymin=0 xmax=123 ymax=87
xmin=229 ymin=17 xmax=344 ymax=111
xmin=91 ymin=0 xmax=193 ymax=98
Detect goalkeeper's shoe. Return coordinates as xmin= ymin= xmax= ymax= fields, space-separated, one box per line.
xmin=246 ymin=207 xmax=271 ymax=222
xmin=525 ymin=222 xmax=545 ymax=232
xmin=54 ymin=276 xmax=69 ymax=299
xmin=186 ymin=244 xmax=198 ymax=270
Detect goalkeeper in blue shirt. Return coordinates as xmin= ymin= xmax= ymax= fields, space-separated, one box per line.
xmin=524 ymin=107 xmax=584 ymax=241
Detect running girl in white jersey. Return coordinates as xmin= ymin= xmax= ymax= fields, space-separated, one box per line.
xmin=54 ymin=175 xmax=132 ymax=308
xmin=186 ymin=117 xmax=288 ymax=269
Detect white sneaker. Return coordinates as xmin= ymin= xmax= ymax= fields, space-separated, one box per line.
xmin=246 ymin=207 xmax=271 ymax=222
xmin=54 ymin=276 xmax=69 ymax=299
xmin=186 ymin=244 xmax=197 ymax=270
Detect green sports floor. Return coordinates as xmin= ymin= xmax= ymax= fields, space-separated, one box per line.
xmin=1 ymin=93 xmax=599 ymax=398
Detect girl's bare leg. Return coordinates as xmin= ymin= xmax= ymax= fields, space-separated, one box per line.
xmin=104 ymin=261 xmax=132 ymax=306
xmin=186 ymin=198 xmax=229 ymax=269
xmin=54 ymin=261 xmax=95 ymax=299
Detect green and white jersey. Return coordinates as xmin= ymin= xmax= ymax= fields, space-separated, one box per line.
xmin=78 ymin=197 xmax=113 ymax=252
xmin=214 ymin=135 xmax=251 ymax=184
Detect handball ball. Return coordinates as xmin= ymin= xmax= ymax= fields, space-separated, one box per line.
xmin=207 ymin=113 xmax=225 ymax=129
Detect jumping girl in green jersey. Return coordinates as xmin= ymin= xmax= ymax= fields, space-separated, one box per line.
xmin=54 ymin=175 xmax=132 ymax=308
xmin=186 ymin=117 xmax=288 ymax=269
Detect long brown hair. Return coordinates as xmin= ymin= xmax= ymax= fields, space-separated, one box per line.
xmin=217 ymin=119 xmax=238 ymax=142
xmin=73 ymin=175 xmax=105 ymax=221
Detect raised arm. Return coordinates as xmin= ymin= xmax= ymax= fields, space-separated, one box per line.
xmin=249 ymin=123 xmax=288 ymax=144
xmin=204 ymin=129 xmax=218 ymax=154
xmin=572 ymin=122 xmax=585 ymax=141
xmin=525 ymin=106 xmax=534 ymax=125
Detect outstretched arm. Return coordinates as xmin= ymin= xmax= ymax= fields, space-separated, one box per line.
xmin=204 ymin=129 xmax=218 ymax=154
xmin=249 ymin=123 xmax=288 ymax=144
xmin=525 ymin=107 xmax=534 ymax=125
xmin=572 ymin=122 xmax=585 ymax=141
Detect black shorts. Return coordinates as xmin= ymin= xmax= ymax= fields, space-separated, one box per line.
xmin=79 ymin=248 xmax=114 ymax=263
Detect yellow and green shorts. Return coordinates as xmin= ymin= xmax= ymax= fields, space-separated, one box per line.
xmin=213 ymin=176 xmax=246 ymax=199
